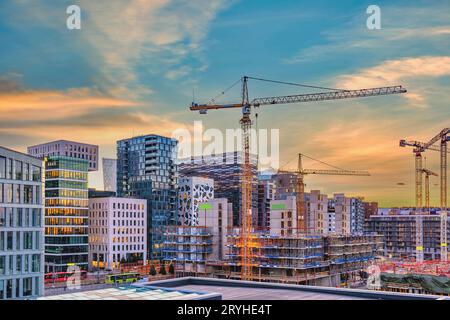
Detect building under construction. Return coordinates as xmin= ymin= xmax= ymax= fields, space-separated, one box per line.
xmin=211 ymin=231 xmax=382 ymax=286
xmin=366 ymin=212 xmax=450 ymax=261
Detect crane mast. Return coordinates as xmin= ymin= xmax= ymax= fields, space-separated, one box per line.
xmin=190 ymin=76 xmax=406 ymax=280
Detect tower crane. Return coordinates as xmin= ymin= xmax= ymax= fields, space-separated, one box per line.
xmin=399 ymin=139 xmax=446 ymax=208
xmin=422 ymin=128 xmax=450 ymax=262
xmin=190 ymin=75 xmax=406 ymax=280
xmin=278 ymin=153 xmax=370 ymax=234
xmin=422 ymin=168 xmax=438 ymax=213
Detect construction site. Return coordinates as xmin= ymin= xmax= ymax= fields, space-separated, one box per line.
xmin=363 ymin=128 xmax=450 ymax=296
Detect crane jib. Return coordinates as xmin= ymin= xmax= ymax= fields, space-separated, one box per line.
xmin=190 ymin=85 xmax=407 ymax=111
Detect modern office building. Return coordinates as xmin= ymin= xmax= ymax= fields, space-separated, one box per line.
xmin=178 ymin=176 xmax=214 ymax=226
xmin=43 ymin=156 xmax=90 ymax=272
xmin=88 ymin=197 xmax=147 ymax=270
xmin=28 ymin=141 xmax=98 ymax=273
xmin=0 ymin=146 xmax=45 ymax=299
xmin=102 ymin=158 xmax=117 ymax=193
xmin=28 ymin=140 xmax=98 ymax=171
xmin=117 ymin=134 xmax=178 ymax=260
xmin=179 ymin=151 xmax=258 ymax=226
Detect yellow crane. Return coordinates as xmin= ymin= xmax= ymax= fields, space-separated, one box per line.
xmin=190 ymin=75 xmax=406 ymax=280
xmin=277 ymin=153 xmax=370 ymax=233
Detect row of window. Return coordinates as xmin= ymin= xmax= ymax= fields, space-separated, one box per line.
xmin=0 ymin=254 xmax=41 ymax=275
xmin=0 ymin=276 xmax=40 ymax=299
xmin=0 ymin=183 xmax=41 ymax=205
xmin=45 ymin=169 xmax=87 ymax=181
xmin=0 ymin=231 xmax=41 ymax=251
xmin=0 ymin=208 xmax=43 ymax=228
xmin=88 ymin=211 xmax=145 ymax=219
xmin=90 ymin=227 xmax=145 ymax=235
xmin=0 ymin=157 xmax=41 ymax=182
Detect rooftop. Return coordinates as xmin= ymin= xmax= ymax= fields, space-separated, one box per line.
xmin=147 ymin=277 xmax=449 ymax=300
xmin=38 ymin=285 xmax=220 ymax=300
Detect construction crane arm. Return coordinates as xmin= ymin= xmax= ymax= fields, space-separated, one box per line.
xmin=251 ymin=86 xmax=406 ymax=107
xmin=423 ymin=128 xmax=450 ymax=149
xmin=278 ymin=169 xmax=370 ymax=176
xmin=190 ymin=86 xmax=407 ymax=112
xmin=399 ymin=139 xmax=446 ymax=153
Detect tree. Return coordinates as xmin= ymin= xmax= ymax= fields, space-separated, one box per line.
xmin=150 ymin=265 xmax=157 ymax=276
xmin=169 ymin=263 xmax=175 ymax=275
xmin=160 ymin=265 xmax=167 ymax=275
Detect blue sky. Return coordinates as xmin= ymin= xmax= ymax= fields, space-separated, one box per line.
xmin=0 ymin=0 xmax=449 ymax=206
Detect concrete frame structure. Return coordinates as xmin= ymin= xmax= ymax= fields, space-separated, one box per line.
xmin=0 ymin=146 xmax=45 ymax=299
xmin=268 ymin=196 xmax=297 ymax=236
xmin=88 ymin=197 xmax=147 ymax=270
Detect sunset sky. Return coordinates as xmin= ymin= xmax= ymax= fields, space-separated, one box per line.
xmin=0 ymin=0 xmax=449 ymax=207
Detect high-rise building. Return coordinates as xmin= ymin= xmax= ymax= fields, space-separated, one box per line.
xmin=88 ymin=197 xmax=147 ymax=270
xmin=179 ymin=151 xmax=258 ymax=226
xmin=28 ymin=140 xmax=97 ymax=273
xmin=28 ymin=140 xmax=98 ymax=171
xmin=117 ymin=134 xmax=178 ymax=259
xmin=102 ymin=158 xmax=117 ymax=193
xmin=0 ymin=146 xmax=45 ymax=299
xmin=43 ymin=156 xmax=89 ymax=272
xmin=178 ymin=177 xmax=214 ymax=226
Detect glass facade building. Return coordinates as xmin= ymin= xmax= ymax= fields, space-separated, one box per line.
xmin=179 ymin=152 xmax=258 ymax=226
xmin=0 ymin=146 xmax=44 ymax=299
xmin=117 ymin=135 xmax=178 ymax=260
xmin=44 ymin=156 xmax=89 ymax=272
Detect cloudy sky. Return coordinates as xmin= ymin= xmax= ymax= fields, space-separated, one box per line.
xmin=0 ymin=0 xmax=449 ymax=207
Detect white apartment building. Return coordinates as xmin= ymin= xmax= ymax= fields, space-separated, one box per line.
xmin=88 ymin=197 xmax=147 ymax=270
xmin=28 ymin=140 xmax=99 ymax=171
xmin=268 ymin=196 xmax=297 ymax=236
xmin=178 ymin=176 xmax=214 ymax=226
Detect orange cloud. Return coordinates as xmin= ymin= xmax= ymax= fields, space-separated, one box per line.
xmin=0 ymin=88 xmax=141 ymax=121
xmin=336 ymin=56 xmax=450 ymax=107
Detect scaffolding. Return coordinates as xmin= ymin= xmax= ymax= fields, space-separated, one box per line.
xmin=206 ymin=229 xmax=383 ymax=286
xmin=162 ymin=226 xmax=214 ymax=277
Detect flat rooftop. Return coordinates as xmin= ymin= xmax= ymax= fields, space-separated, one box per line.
xmin=38 ymin=285 xmax=220 ymax=300
xmin=147 ymin=277 xmax=448 ymax=300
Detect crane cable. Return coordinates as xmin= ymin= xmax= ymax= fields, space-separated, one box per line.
xmin=206 ymin=76 xmax=348 ymax=106
xmin=246 ymin=76 xmax=348 ymax=92
xmin=279 ymin=153 xmax=347 ymax=172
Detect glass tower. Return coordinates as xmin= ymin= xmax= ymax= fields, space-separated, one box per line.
xmin=44 ymin=156 xmax=89 ymax=272
xmin=0 ymin=147 xmax=44 ymax=299
xmin=117 ymin=135 xmax=178 ymax=260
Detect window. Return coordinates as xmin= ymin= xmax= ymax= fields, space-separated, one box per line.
xmin=0 ymin=156 xmax=5 ymax=179
xmin=14 ymin=160 xmax=23 ymax=180
xmin=31 ymin=166 xmax=41 ymax=182
xmin=6 ymin=232 xmax=12 ymax=250
xmin=0 ymin=208 xmax=4 ymax=227
xmin=23 ymin=278 xmax=32 ymax=297
xmin=0 ymin=256 xmax=4 ymax=275
xmin=31 ymin=254 xmax=40 ymax=273
xmin=24 ymin=185 xmax=32 ymax=204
